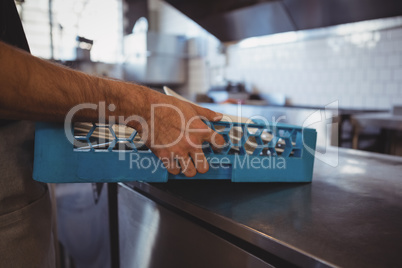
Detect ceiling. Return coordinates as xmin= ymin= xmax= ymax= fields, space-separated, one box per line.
xmin=165 ymin=0 xmax=402 ymax=42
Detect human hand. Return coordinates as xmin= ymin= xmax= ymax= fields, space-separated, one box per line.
xmin=136 ymin=91 xmax=225 ymax=177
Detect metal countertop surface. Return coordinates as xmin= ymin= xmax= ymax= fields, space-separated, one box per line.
xmin=124 ymin=147 xmax=402 ymax=267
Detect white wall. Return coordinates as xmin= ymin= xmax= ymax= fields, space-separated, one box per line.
xmin=224 ymin=24 xmax=402 ymax=110
xmin=19 ymin=0 xmax=402 ymax=110
xmin=156 ymin=2 xmax=402 ymax=110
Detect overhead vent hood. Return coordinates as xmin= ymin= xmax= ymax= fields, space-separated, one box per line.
xmin=165 ymin=0 xmax=402 ymax=42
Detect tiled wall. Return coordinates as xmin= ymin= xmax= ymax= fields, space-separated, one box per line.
xmin=19 ymin=0 xmax=402 ymax=110
xmin=223 ymin=26 xmax=402 ymax=110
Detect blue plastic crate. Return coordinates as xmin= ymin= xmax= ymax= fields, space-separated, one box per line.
xmin=33 ymin=120 xmax=317 ymax=183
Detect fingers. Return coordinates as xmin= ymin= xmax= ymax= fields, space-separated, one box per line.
xmin=193 ymin=105 xmax=223 ymax=122
xmin=190 ymin=150 xmax=209 ymax=174
xmin=204 ymin=128 xmax=226 ymax=149
xmin=155 ymin=102 xmax=224 ymax=177
xmin=159 ymin=152 xmax=181 ymax=175
xmin=166 ymin=158 xmax=181 ymax=175
xmin=161 ymin=151 xmax=208 ymax=177
xmin=192 ymin=106 xmax=225 ymax=149
xmin=178 ymin=155 xmax=197 ymax=177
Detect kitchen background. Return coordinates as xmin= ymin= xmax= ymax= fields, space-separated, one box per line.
xmin=14 ymin=0 xmax=402 ymax=155
xmin=16 ymin=0 xmax=402 ymax=110
xmin=12 ymin=2 xmax=402 ymax=267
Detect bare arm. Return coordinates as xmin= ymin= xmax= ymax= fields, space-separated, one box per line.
xmin=0 ymin=41 xmax=224 ymax=176
xmin=0 ymin=41 xmax=149 ymax=123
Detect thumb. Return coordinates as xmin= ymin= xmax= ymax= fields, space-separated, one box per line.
xmin=194 ymin=106 xmax=223 ymax=122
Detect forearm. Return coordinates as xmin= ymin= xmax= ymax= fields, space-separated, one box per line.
xmin=0 ymin=41 xmax=226 ymax=177
xmin=0 ymin=41 xmax=151 ymax=128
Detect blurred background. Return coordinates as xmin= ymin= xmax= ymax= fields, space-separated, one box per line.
xmin=15 ymin=0 xmax=402 ymax=155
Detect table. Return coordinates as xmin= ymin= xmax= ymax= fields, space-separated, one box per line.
xmin=351 ymin=112 xmax=402 ymax=154
xmin=117 ymin=147 xmax=402 ymax=267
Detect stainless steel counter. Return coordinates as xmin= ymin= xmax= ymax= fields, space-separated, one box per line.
xmin=122 ymin=147 xmax=402 ymax=267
